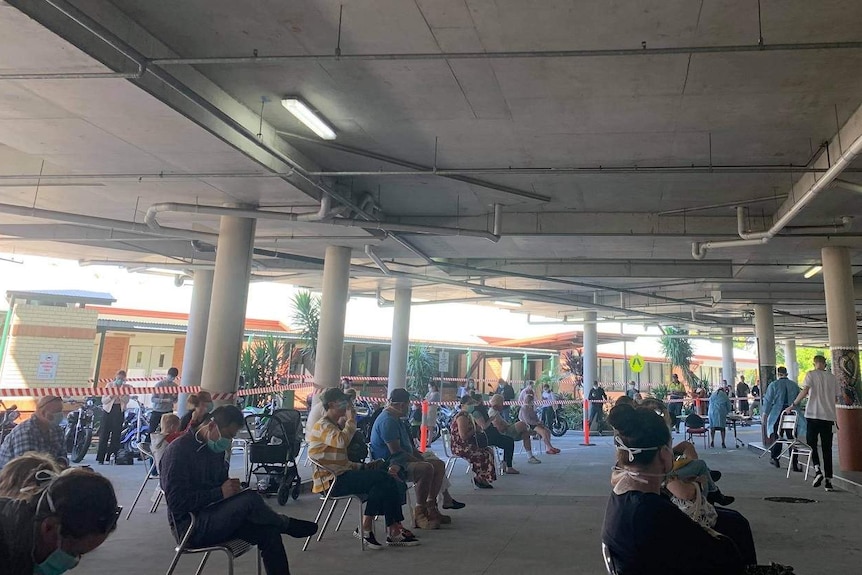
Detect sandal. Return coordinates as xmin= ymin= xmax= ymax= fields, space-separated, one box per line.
xmin=546 ymin=448 xmax=560 ymax=455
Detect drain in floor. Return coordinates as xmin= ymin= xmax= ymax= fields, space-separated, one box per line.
xmin=763 ymin=496 xmax=817 ymax=503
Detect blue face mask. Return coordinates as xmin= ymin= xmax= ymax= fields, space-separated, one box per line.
xmin=206 ymin=427 xmax=231 ymax=453
xmin=464 ymin=405 xmax=476 ymax=414
xmin=34 ymin=529 xmax=80 ymax=575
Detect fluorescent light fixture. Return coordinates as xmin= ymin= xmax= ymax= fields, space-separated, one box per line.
xmin=281 ymin=98 xmax=336 ymax=140
xmin=803 ymin=265 xmax=822 ymax=279
xmin=494 ymin=300 xmax=522 ymax=308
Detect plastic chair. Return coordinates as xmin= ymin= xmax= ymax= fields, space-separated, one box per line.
xmin=439 ymin=428 xmax=460 ymax=478
xmin=126 ymin=443 xmax=163 ymax=519
xmin=165 ymin=512 xmax=261 ymax=575
xmin=684 ymin=413 xmax=708 ymax=448
xmin=303 ymin=458 xmax=367 ymax=551
xmin=601 ymin=542 xmax=619 ymax=575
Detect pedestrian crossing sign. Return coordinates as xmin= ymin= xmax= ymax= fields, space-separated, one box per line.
xmin=629 ymin=354 xmax=645 ymax=373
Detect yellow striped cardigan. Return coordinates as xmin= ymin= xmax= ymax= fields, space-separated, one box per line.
xmin=307 ymin=416 xmax=360 ymax=493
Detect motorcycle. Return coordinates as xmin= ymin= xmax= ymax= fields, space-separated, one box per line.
xmin=431 ymin=405 xmax=456 ymax=444
xmin=64 ymin=397 xmax=99 ymax=463
xmin=0 ymin=400 xmax=19 ymax=445
xmin=548 ymin=404 xmax=570 ymax=437
xmin=119 ymin=396 xmax=150 ymax=458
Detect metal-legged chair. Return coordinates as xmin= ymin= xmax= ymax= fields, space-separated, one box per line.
xmin=126 ymin=443 xmax=163 ymax=519
xmin=164 ymin=512 xmax=261 ymax=575
xmin=601 ymin=542 xmax=619 ymax=575
xmin=303 ymin=458 xmax=367 ymax=551
xmin=439 ymin=428 xmax=459 ymax=478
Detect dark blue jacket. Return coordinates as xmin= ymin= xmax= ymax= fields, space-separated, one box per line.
xmin=159 ymin=430 xmax=227 ymax=522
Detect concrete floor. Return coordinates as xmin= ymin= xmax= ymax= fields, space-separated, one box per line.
xmin=77 ymin=425 xmax=862 ymax=575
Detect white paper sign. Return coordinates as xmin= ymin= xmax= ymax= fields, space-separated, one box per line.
xmin=36 ymin=353 xmax=59 ymax=380
xmin=438 ymin=351 xmax=450 ymax=373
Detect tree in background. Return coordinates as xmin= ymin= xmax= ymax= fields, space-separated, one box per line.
xmin=239 ymin=335 xmax=291 ymax=408
xmin=406 ymin=344 xmax=435 ymax=397
xmin=659 ymin=326 xmax=699 ymax=391
xmin=290 ymin=290 xmax=320 ymax=375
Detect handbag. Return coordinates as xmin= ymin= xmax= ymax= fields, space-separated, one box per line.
xmin=471 ymin=416 xmax=489 ymax=448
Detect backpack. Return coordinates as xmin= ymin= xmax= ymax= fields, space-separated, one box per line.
xmin=347 ymin=429 xmax=369 ymax=463
xmin=113 ymin=449 xmax=135 ymax=465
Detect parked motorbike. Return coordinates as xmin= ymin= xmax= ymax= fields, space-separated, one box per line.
xmin=548 ymin=404 xmax=570 ymax=437
xmin=0 ymin=400 xmax=19 ymax=445
xmin=64 ymin=397 xmax=99 ymax=463
xmin=120 ymin=396 xmax=150 ymax=458
xmin=431 ymin=405 xmax=456 ymax=444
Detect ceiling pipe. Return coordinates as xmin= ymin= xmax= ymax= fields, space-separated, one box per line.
xmin=493 ymin=204 xmax=503 ymax=236
xmin=738 ymin=206 xmax=852 ymax=238
xmin=304 ymin=165 xmax=850 ymax=177
xmin=0 ymin=171 xmax=294 ymax=182
xmin=149 ymin=40 xmax=862 ymax=66
xmin=834 ymin=179 xmax=862 ymax=194
xmin=144 ymin=201 xmax=499 ymax=242
xmin=364 ymin=245 xmax=392 ymax=276
xmin=693 ymin=122 xmax=862 ymax=259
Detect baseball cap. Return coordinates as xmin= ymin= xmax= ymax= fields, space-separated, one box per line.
xmin=389 ymin=388 xmax=410 ymax=403
xmin=37 ymin=396 xmax=62 ymax=409
xmin=777 ymin=366 xmax=788 ymax=375
xmin=320 ymin=387 xmax=349 ymax=407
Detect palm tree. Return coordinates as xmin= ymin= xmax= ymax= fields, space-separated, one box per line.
xmin=239 ymin=335 xmax=291 ymax=408
xmin=406 ymin=344 xmax=436 ymax=396
xmin=659 ymin=326 xmax=697 ymax=391
xmin=290 ymin=290 xmax=320 ymax=375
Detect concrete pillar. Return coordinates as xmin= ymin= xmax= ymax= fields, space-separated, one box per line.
xmin=313 ymin=245 xmax=351 ymax=389
xmin=200 ymin=215 xmax=255 ymax=400
xmin=784 ymin=339 xmax=798 ymax=382
xmin=178 ymin=269 xmax=214 ymax=416
xmin=583 ymin=311 xmax=597 ymax=427
xmin=754 ymin=303 xmax=776 ymax=391
xmin=821 ymin=246 xmax=862 ymax=470
xmin=721 ymin=326 xmax=735 ymax=386
xmin=387 ymin=282 xmax=411 ymax=394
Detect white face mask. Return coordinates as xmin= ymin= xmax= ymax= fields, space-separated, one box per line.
xmin=613 ymin=436 xmax=672 ymax=484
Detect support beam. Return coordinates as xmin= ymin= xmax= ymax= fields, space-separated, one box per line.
xmin=821 ymin=246 xmax=862 ymax=471
xmin=314 ymin=246 xmax=351 ymax=389
xmin=721 ymin=327 xmax=735 ymax=386
xmin=784 ymin=340 xmax=798 ymax=382
xmin=582 ymin=311 xmax=598 ymax=431
xmin=200 ymin=216 xmax=255 ymax=399
xmin=754 ymin=304 xmax=777 ymax=392
xmin=179 ymin=269 xmax=214 ymax=415
xmin=387 ymin=282 xmax=412 ymax=394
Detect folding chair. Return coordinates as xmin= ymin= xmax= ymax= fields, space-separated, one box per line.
xmin=303 ymin=458 xmax=367 ymax=551
xmin=684 ymin=413 xmax=708 ymax=448
xmin=439 ymin=428 xmax=460 ymax=478
xmin=126 ymin=443 xmax=164 ymax=519
xmin=164 ymin=512 xmax=261 ymax=575
xmin=601 ymin=542 xmax=619 ymax=575
xmin=763 ymin=412 xmax=814 ymax=480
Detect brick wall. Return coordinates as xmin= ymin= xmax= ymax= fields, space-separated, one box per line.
xmin=171 ymin=337 xmax=186 ymax=372
xmin=0 ymin=304 xmax=98 ymax=388
xmin=98 ymin=335 xmax=130 ymax=380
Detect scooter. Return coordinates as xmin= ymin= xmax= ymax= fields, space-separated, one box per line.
xmin=64 ymin=397 xmax=99 ymax=463
xmin=0 ymin=400 xmax=19 ymax=445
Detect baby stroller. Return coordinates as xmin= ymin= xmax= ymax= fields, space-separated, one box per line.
xmin=244 ymin=408 xmax=303 ymax=505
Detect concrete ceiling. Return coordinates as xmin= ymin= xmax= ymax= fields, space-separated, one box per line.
xmin=1 ymin=0 xmax=862 ymax=345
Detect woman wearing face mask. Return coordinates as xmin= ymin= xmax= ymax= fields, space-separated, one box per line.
xmin=602 ymin=403 xmax=746 ymax=575
xmin=178 ymin=391 xmax=213 ymax=432
xmin=0 ymin=467 xmax=120 ymax=575
xmin=450 ymin=396 xmax=497 ymax=488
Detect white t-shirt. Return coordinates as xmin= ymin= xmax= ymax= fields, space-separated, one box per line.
xmin=802 ymin=369 xmax=841 ymax=422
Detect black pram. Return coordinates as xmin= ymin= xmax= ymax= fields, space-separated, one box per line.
xmin=244 ymin=408 xmax=303 ymax=505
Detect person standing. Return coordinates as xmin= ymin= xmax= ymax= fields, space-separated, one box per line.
xmin=736 ymin=377 xmax=750 ymax=416
xmin=150 ymin=367 xmax=179 ymax=434
xmin=761 ymin=367 xmax=800 ymax=470
xmin=97 ymin=370 xmax=130 ymax=464
xmin=625 ymin=381 xmax=638 ymax=400
xmin=708 ymin=386 xmax=732 ymax=448
xmin=588 ymin=382 xmax=608 ymax=428
xmin=500 ymin=379 xmax=516 ymax=422
xmin=784 ymin=355 xmax=841 ymax=491
xmin=749 ymin=378 xmax=761 ymax=415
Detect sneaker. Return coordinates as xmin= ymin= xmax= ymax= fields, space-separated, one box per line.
xmin=812 ymin=471 xmax=824 ymax=488
xmin=442 ymin=499 xmax=465 ymax=510
xmin=353 ymin=528 xmax=383 ymax=550
xmin=528 ymin=456 xmax=542 ymax=464
xmin=709 ymin=470 xmax=722 ymax=482
xmin=387 ymin=532 xmax=420 ymax=547
xmin=769 ymin=458 xmax=780 ymax=468
xmin=824 ymin=479 xmax=834 ymax=492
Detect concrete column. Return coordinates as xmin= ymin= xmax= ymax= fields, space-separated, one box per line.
xmin=583 ymin=311 xmax=598 ymax=427
xmin=783 ymin=339 xmax=798 ymax=382
xmin=721 ymin=326 xmax=735 ymax=386
xmin=754 ymin=303 xmax=776 ymax=391
xmin=387 ymin=282 xmax=412 ymax=394
xmin=178 ymin=269 xmax=214 ymax=416
xmin=200 ymin=216 xmax=255 ymax=400
xmin=821 ymin=246 xmax=862 ymax=470
xmin=313 ymin=245 xmax=351 ymax=389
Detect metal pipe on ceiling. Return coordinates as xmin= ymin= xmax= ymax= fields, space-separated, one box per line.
xmin=0 ymin=172 xmax=294 ymax=182
xmin=149 ymin=41 xmax=862 ymax=66
xmin=692 ymin=123 xmax=862 ymax=259
xmin=834 ymin=179 xmax=862 ymax=194
xmin=738 ymin=207 xmax=853 ymax=237
xmin=304 ymin=165 xmax=847 ymax=176
xmin=364 ymin=245 xmax=391 ymax=276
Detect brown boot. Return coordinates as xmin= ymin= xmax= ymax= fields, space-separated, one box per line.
xmin=426 ymin=502 xmax=451 ymax=525
xmin=413 ymin=504 xmax=440 ymax=529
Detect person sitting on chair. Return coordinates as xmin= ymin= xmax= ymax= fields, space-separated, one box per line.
xmin=308 ymin=388 xmax=418 ymax=549
xmin=0 ymin=396 xmax=68 ymax=471
xmin=602 ymin=403 xmax=749 ymax=574
xmin=0 ymin=452 xmax=62 ymax=499
xmin=152 ymin=413 xmax=182 ymax=468
xmin=488 ymin=394 xmax=541 ymax=464
xmin=518 ymin=390 xmax=560 ymax=454
xmin=160 ymin=405 xmax=317 ymax=575
xmin=178 ymin=391 xmax=213 ymax=432
xmin=469 ymin=397 xmax=519 ymax=475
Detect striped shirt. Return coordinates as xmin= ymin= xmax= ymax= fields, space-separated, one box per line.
xmin=307 ymin=416 xmax=359 ymax=493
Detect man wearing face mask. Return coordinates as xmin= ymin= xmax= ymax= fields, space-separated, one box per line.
xmin=160 ymin=405 xmax=317 ymax=575
xmin=0 ymin=467 xmax=120 ymax=575
xmin=0 ymin=395 xmax=68 ymax=470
